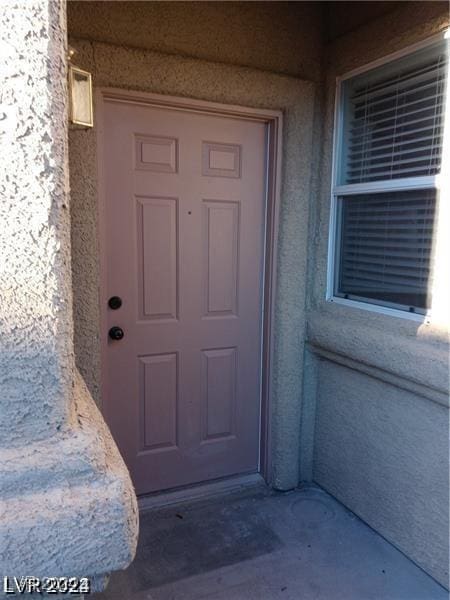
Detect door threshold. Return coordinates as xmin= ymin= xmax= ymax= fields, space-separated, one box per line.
xmin=138 ymin=473 xmax=266 ymax=512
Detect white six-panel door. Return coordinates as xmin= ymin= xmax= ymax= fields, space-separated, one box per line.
xmin=101 ymin=98 xmax=267 ymax=495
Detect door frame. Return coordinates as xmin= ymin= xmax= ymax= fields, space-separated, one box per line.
xmin=96 ymin=87 xmax=283 ymax=485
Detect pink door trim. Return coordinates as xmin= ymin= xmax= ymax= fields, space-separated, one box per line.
xmin=96 ymin=88 xmax=283 ymax=487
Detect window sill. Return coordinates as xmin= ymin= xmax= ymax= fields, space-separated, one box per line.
xmin=307 ymin=304 xmax=449 ymax=397
xmin=327 ymin=295 xmax=431 ymax=324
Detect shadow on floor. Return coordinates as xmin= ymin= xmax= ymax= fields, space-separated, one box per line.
xmin=93 ymin=484 xmax=447 ymax=600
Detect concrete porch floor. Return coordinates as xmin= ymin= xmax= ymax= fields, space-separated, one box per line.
xmin=93 ymin=483 xmax=447 ymax=600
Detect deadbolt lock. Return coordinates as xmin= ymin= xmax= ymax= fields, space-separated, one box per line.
xmin=108 ymin=296 xmax=122 ymax=310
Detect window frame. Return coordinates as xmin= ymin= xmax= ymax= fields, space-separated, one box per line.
xmin=326 ymin=31 xmax=448 ymax=323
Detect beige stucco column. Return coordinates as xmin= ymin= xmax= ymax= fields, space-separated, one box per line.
xmin=0 ymin=0 xmax=138 ymax=593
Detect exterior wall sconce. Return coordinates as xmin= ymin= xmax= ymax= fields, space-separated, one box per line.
xmin=68 ymin=47 xmax=93 ymax=128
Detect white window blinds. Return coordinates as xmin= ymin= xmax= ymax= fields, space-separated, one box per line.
xmin=338 ymin=190 xmax=436 ymax=311
xmin=341 ymin=45 xmax=448 ymax=184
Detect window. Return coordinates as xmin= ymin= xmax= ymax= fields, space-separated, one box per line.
xmin=328 ymin=36 xmax=448 ymax=317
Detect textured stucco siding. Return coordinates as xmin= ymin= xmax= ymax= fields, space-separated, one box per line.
xmin=0 ymin=0 xmax=138 ymax=588
xmin=67 ymin=1 xmax=324 ymax=81
xmin=0 ymin=0 xmax=73 ymax=446
xmin=314 ymin=360 xmax=449 ymax=586
xmin=1 ymin=371 xmax=139 ymax=586
xmin=305 ymin=2 xmax=450 ymax=588
xmin=68 ymin=39 xmax=316 ymax=491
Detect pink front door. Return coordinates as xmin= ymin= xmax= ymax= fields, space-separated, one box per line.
xmin=101 ymin=97 xmax=267 ymax=495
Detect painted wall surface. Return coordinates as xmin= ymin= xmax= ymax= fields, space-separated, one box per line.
xmin=68 ymin=38 xmax=316 ymax=491
xmin=1 ymin=0 xmax=73 ymax=446
xmin=304 ymin=1 xmax=450 ymax=587
xmin=67 ymin=1 xmax=324 ymax=81
xmin=0 ymin=0 xmax=137 ymax=587
xmin=314 ymin=360 xmax=449 ymax=587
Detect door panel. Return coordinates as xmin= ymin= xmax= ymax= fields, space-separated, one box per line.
xmin=137 ymin=196 xmax=178 ymax=320
xmin=102 ymin=99 xmax=267 ymax=494
xmin=201 ymin=347 xmax=237 ymax=441
xmin=203 ymin=200 xmax=239 ymax=316
xmin=139 ymin=352 xmax=178 ymax=450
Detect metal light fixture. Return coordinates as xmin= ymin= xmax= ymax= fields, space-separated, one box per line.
xmin=68 ymin=47 xmax=93 ymax=128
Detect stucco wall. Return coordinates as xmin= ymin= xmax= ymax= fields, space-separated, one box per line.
xmin=67 ymin=1 xmax=324 ymax=81
xmin=1 ymin=0 xmax=73 ymax=446
xmin=0 ymin=0 xmax=137 ymax=587
xmin=304 ymin=1 xmax=450 ymax=587
xmin=68 ymin=38 xmax=316 ymax=491
xmin=314 ymin=360 xmax=449 ymax=587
